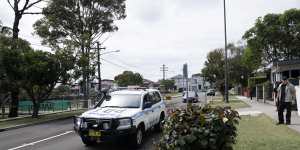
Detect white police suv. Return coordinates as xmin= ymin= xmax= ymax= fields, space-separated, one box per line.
xmin=74 ymin=89 xmax=166 ymax=147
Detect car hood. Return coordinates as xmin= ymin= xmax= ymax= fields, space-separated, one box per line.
xmin=80 ymin=107 xmax=140 ymax=119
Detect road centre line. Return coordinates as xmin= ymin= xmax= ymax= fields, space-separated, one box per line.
xmin=8 ymin=130 xmax=74 ymax=150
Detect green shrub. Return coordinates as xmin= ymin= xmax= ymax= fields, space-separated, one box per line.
xmin=157 ymin=105 xmax=240 ymax=150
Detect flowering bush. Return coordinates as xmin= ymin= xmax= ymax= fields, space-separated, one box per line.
xmin=157 ymin=105 xmax=240 ymax=150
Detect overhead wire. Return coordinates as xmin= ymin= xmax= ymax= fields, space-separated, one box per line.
xmin=101 ymin=58 xmax=161 ymax=78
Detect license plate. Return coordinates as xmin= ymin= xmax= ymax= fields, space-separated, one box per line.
xmin=89 ymin=130 xmax=101 ymax=137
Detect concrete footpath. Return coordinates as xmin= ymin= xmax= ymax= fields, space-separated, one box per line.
xmin=236 ymin=96 xmax=300 ymax=133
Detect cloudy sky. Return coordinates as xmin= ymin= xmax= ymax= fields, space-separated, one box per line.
xmin=0 ymin=0 xmax=299 ymax=82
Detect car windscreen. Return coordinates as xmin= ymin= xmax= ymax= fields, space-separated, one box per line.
xmin=99 ymin=94 xmax=141 ymax=108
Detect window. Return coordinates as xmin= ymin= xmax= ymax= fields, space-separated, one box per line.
xmin=143 ymin=94 xmax=151 ymax=105
xmin=99 ymin=94 xmax=141 ymax=108
xmin=152 ymin=92 xmax=161 ymax=103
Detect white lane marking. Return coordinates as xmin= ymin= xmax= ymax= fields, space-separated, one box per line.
xmin=7 ymin=130 xmax=74 ymax=150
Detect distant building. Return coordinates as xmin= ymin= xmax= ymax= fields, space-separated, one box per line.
xmin=170 ymin=74 xmax=210 ymax=92
xmin=246 ymin=59 xmax=300 ymax=102
xmin=143 ymin=79 xmax=158 ymax=88
xmin=170 ymin=74 xmax=185 ymax=91
xmin=101 ymin=79 xmax=115 ymax=90
xmin=70 ymin=79 xmax=116 ymax=96
xmin=270 ymin=60 xmax=300 ymax=85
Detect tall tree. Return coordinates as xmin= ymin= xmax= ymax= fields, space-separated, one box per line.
xmin=227 ymin=44 xmax=252 ymax=87
xmin=21 ymin=49 xmax=75 ymax=117
xmin=34 ymin=0 xmax=126 ymax=103
xmin=241 ymin=47 xmax=262 ymax=73
xmin=0 ymin=35 xmax=32 ymax=117
xmin=160 ymin=79 xmax=175 ymax=91
xmin=202 ymin=49 xmax=227 ymax=98
xmin=0 ymin=21 xmax=12 ymax=35
xmin=7 ymin=0 xmax=44 ymax=39
xmin=114 ymin=71 xmax=143 ymax=87
xmin=243 ymin=8 xmax=300 ymax=63
xmin=202 ymin=44 xmax=252 ymax=100
xmin=6 ymin=0 xmax=44 ymax=117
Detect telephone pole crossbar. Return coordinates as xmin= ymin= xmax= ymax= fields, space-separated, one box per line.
xmin=160 ymin=64 xmax=168 ymax=80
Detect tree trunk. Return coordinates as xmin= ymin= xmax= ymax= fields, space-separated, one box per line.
xmin=81 ymin=44 xmax=89 ymax=108
xmin=12 ymin=13 xmax=21 ymax=39
xmin=8 ymin=90 xmax=19 ymax=117
xmin=8 ymin=11 xmax=22 ymax=118
xmin=32 ymin=100 xmax=40 ymax=118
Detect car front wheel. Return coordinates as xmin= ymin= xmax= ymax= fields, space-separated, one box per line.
xmin=81 ymin=136 xmax=96 ymax=147
xmin=155 ymin=113 xmax=165 ymax=132
xmin=130 ymin=126 xmax=143 ymax=148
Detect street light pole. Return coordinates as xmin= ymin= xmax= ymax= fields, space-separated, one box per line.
xmin=223 ymin=0 xmax=229 ymax=103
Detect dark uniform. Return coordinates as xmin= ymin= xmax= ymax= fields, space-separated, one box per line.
xmin=277 ymin=84 xmax=292 ymax=124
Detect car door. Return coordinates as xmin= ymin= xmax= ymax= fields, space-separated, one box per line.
xmin=142 ymin=93 xmax=155 ymax=130
xmin=150 ymin=92 xmax=162 ymax=125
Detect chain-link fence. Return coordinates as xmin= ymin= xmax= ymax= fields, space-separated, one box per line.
xmin=1 ymin=99 xmax=89 ymax=119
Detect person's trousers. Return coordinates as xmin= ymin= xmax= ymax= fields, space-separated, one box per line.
xmin=278 ymin=102 xmax=292 ymax=124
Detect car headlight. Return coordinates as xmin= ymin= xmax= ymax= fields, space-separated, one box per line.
xmin=117 ymin=118 xmax=132 ymax=130
xmin=75 ymin=117 xmax=82 ymax=127
xmin=103 ymin=122 xmax=110 ymax=130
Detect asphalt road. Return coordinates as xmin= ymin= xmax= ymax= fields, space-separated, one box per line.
xmin=0 ymin=92 xmax=206 ymax=150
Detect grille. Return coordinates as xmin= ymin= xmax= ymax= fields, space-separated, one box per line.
xmin=84 ymin=118 xmax=112 ymax=130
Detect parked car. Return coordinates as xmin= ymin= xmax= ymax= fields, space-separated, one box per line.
xmin=206 ymin=89 xmax=216 ymax=96
xmin=182 ymin=91 xmax=199 ymax=103
xmin=74 ymin=89 xmax=166 ymax=147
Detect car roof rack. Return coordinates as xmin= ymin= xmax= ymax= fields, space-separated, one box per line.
xmin=115 ymin=86 xmax=147 ymax=91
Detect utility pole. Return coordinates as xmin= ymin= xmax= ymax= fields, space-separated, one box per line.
xmin=160 ymin=64 xmax=168 ymax=80
xmin=96 ymin=42 xmax=106 ymax=92
xmin=183 ymin=64 xmax=188 ymax=98
xmin=223 ymin=0 xmax=229 ymax=103
xmin=92 ymin=42 xmax=119 ymax=93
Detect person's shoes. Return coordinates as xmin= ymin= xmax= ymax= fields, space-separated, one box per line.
xmin=286 ymin=122 xmax=291 ymax=125
xmin=276 ymin=122 xmax=284 ymax=125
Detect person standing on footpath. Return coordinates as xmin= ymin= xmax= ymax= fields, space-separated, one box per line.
xmin=276 ymin=77 xmax=296 ymax=125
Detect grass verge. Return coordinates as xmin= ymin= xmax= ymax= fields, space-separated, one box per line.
xmin=209 ymin=96 xmax=250 ymax=109
xmin=0 ymin=109 xmax=86 ymax=129
xmin=234 ymin=114 xmax=300 ymax=150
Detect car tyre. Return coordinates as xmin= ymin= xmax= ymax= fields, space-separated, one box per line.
xmin=130 ymin=126 xmax=143 ymax=148
xmin=81 ymin=136 xmax=96 ymax=147
xmin=155 ymin=113 xmax=165 ymax=132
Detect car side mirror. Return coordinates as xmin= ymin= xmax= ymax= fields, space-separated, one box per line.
xmin=143 ymin=102 xmax=152 ymax=109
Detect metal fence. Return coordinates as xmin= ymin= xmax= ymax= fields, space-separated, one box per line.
xmin=1 ymin=99 xmax=88 ymax=118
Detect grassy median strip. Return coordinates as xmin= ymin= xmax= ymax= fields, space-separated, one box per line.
xmin=0 ymin=109 xmax=86 ymax=129
xmin=234 ymin=114 xmax=300 ymax=150
xmin=209 ymin=96 xmax=250 ymax=109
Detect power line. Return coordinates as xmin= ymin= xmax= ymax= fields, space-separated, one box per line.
xmin=100 ymin=33 xmax=113 ymax=45
xmin=101 ymin=58 xmax=131 ymax=70
xmin=106 ymin=54 xmax=140 ymax=69
xmin=104 ymin=54 xmax=162 ymax=77
xmin=101 ymin=58 xmax=161 ymax=77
